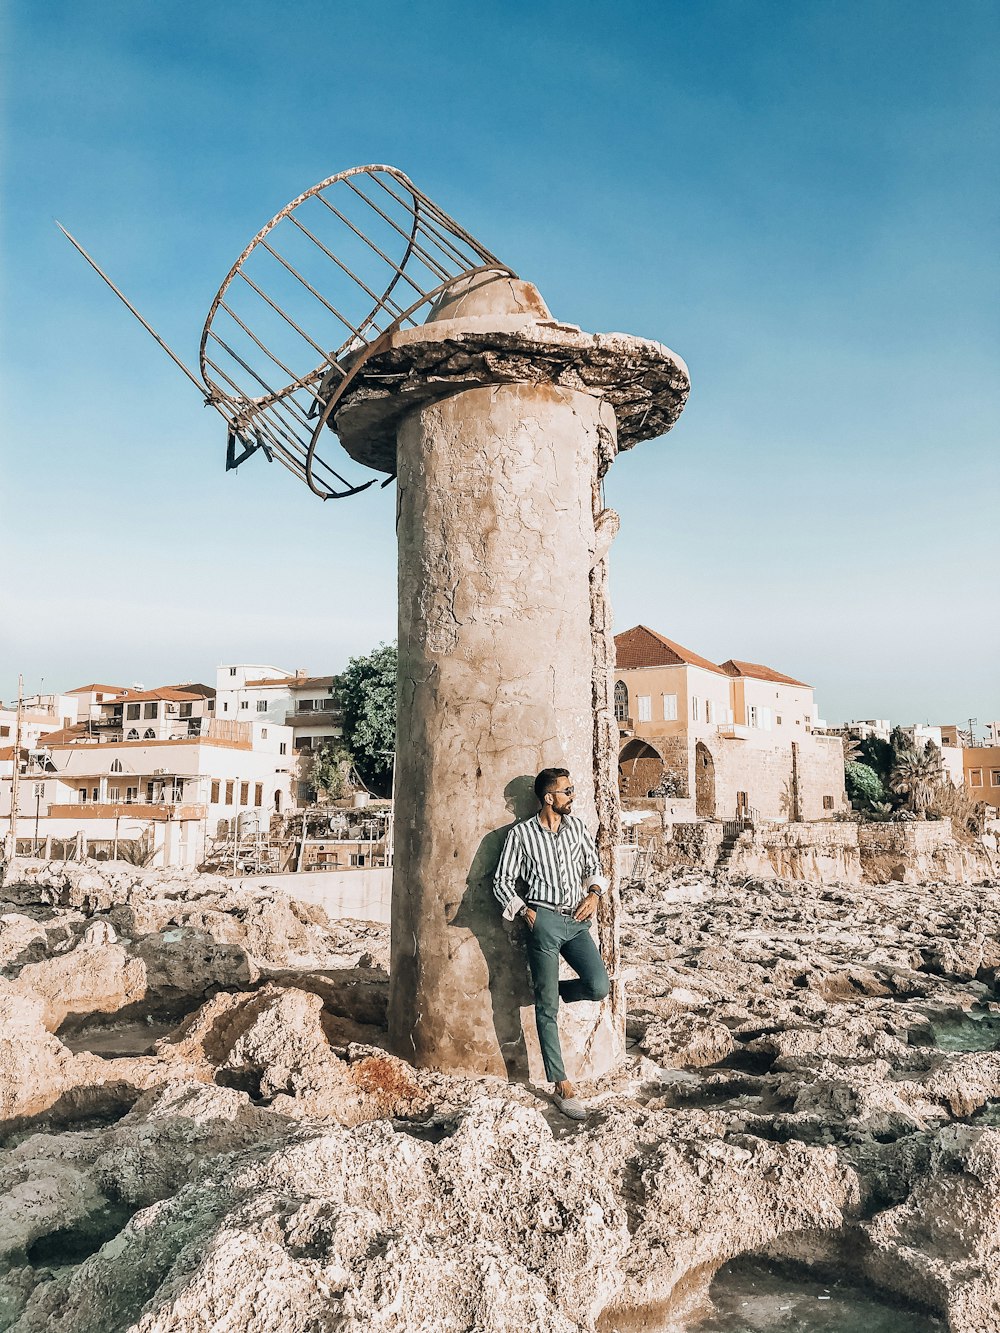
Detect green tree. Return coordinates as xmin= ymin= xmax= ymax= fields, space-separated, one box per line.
xmin=890 ymin=744 xmax=944 ymax=816
xmin=339 ymin=642 xmax=396 ymax=795
xmin=857 ymin=735 xmax=893 ymax=786
xmin=310 ymin=741 xmax=353 ymax=801
xmin=845 ymin=761 xmax=885 ymax=809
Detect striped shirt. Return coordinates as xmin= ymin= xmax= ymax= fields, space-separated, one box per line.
xmin=493 ymin=813 xmax=610 ymax=921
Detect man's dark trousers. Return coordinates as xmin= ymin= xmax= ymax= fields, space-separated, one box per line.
xmin=525 ymin=906 xmax=610 ymax=1083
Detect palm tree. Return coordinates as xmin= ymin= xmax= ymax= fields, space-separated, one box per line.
xmin=890 ymin=744 xmax=944 ymax=816
xmin=842 ymin=734 xmax=862 ymax=765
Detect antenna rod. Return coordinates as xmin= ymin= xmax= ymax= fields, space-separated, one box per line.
xmin=55 ymin=221 xmax=208 ymax=399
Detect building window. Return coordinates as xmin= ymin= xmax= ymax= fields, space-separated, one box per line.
xmin=691 ymin=695 xmax=700 ymax=722
xmin=614 ymin=681 xmax=628 ymax=723
xmin=143 ymin=702 xmax=157 ymax=719
xmin=126 ymin=703 xmax=140 ymax=720
xmin=823 ymin=795 xmax=834 ymax=810
xmin=299 ymin=699 xmax=314 ymax=712
xmin=747 ymin=705 xmax=757 ymax=728
xmin=126 ymin=786 xmax=138 ymax=803
xmin=143 ymin=728 xmax=155 ymax=739
xmin=254 ymin=782 xmax=263 ymax=806
xmin=240 ymin=781 xmax=249 ymax=805
xmin=760 ymin=706 xmax=772 ymax=731
xmin=240 ymin=700 xmax=249 ymax=710
xmin=225 ymin=780 xmax=234 ymax=804
xmin=229 ymin=667 xmax=237 ymax=676
xmin=108 ymin=786 xmax=120 ymax=802
xmin=279 ymin=742 xmax=287 ymax=755
xmin=256 ymin=700 xmax=267 ymax=712
xmin=126 ymin=728 xmax=139 ymax=740
xmin=111 ymin=758 xmax=123 ymax=772
xmin=179 ymin=702 xmax=192 ymax=718
xmin=991 ymin=771 xmax=1000 ymax=787
xmin=261 ymin=727 xmax=267 ymax=738
xmin=706 ymin=699 xmax=715 ymax=724
xmin=970 ymin=769 xmax=983 ymax=787
xmin=211 ymin=780 xmax=220 ymax=803
xmin=637 ymin=695 xmax=651 ymax=722
xmin=776 ymin=716 xmax=783 ymax=726
xmin=0 ymin=725 xmax=9 ymax=738
xmin=223 ymin=702 xmax=229 ymax=712
xmin=78 ymin=788 xmax=87 ymax=804
xmin=661 ymin=694 xmax=677 ymax=721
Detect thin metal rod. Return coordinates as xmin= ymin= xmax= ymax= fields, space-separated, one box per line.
xmin=233 ymin=268 xmax=333 ymax=363
xmin=217 ymin=298 xmax=327 ymax=405
xmin=370 ymin=174 xmax=493 ymax=271
xmin=55 ymin=222 xmax=208 ymax=398
xmin=342 ymin=177 xmax=456 ymax=282
xmin=314 ymin=192 xmax=438 ymax=292
xmin=285 ymin=213 xmax=413 ymax=324
xmin=373 ymin=180 xmax=479 ymax=274
xmin=258 ymin=237 xmax=365 ymax=338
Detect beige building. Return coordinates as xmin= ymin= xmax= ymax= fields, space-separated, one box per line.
xmin=964 ymin=746 xmax=1000 ymax=811
xmin=614 ymin=624 xmax=846 ymax=822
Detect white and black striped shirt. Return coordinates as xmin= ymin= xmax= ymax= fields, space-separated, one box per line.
xmin=493 ymin=813 xmax=609 ymax=920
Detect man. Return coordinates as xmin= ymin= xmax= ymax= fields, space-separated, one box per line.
xmin=493 ymin=767 xmax=610 ymax=1119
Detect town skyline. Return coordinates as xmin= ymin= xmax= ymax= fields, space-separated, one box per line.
xmin=3 ymin=625 xmax=995 ymax=736
xmin=2 ymin=1 xmax=997 ymax=724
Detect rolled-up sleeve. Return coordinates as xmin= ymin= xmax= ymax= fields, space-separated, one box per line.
xmin=493 ymin=826 xmax=528 ymax=920
xmin=580 ymin=825 xmax=610 ymax=895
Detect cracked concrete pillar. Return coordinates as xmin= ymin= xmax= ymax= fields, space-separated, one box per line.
xmin=333 ymin=273 xmax=689 ymax=1078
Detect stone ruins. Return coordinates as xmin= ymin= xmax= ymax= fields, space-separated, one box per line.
xmin=1 ymin=855 xmax=998 ymax=1330
xmin=330 ymin=269 xmax=689 ymax=1081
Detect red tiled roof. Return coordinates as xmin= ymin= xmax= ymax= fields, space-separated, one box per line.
xmin=31 ymin=724 xmax=89 ymax=746
xmin=243 ymin=676 xmax=295 ymax=688
xmin=103 ymin=687 xmax=206 ymax=705
xmin=160 ymin=682 xmax=216 ymax=698
xmin=66 ymin=683 xmax=129 ymax=696
xmin=719 ymin=659 xmax=811 ymax=688
xmin=289 ymin=675 xmax=337 ymax=690
xmin=614 ymin=625 xmax=725 ymax=675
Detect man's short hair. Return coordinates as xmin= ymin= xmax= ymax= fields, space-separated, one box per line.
xmin=534 ymin=767 xmax=570 ymax=801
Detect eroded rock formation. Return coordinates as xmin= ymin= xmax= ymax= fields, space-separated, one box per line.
xmin=1 ymin=859 xmax=998 ymax=1331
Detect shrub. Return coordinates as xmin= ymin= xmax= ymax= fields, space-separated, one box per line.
xmin=845 ymin=761 xmax=885 ymax=809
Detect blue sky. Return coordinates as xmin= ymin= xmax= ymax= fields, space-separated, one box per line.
xmin=2 ymin=0 xmax=997 ymax=726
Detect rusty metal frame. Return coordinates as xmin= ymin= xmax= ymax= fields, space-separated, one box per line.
xmin=199 ymin=165 xmax=517 ymax=499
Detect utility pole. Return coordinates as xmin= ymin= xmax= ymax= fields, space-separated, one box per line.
xmin=967 ymin=717 xmax=978 ymax=749
xmin=8 ymin=675 xmax=23 ymax=855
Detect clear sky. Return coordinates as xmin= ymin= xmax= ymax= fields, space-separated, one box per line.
xmin=2 ymin=0 xmax=997 ymax=727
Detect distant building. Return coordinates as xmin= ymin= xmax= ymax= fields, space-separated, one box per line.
xmin=614 ymin=625 xmax=846 ymax=822
xmin=1 ymin=717 xmax=294 ymax=868
xmin=215 ymin=664 xmax=344 ymax=802
xmin=964 ymin=746 xmax=1000 ymax=811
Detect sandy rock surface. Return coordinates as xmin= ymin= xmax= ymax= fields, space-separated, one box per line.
xmin=0 ymin=860 xmax=997 ymax=1331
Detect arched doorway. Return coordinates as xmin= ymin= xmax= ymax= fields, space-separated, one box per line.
xmin=695 ymin=742 xmax=716 ymax=817
xmin=618 ymin=738 xmax=664 ymax=798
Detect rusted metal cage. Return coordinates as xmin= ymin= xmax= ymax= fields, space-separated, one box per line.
xmin=199 ymin=165 xmax=516 ymax=498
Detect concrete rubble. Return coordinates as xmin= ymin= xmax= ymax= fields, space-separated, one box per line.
xmin=0 ymin=857 xmax=998 ymax=1331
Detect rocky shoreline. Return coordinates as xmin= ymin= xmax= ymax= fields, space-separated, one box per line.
xmin=1 ymin=860 xmax=998 ymax=1331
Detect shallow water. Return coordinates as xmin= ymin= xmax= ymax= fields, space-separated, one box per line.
xmin=596 ymin=1259 xmax=945 ymax=1333
xmin=919 ymin=1006 xmax=1000 ymax=1052
xmin=59 ymin=1017 xmax=179 ymax=1058
xmin=695 ymin=1258 xmax=945 ymax=1332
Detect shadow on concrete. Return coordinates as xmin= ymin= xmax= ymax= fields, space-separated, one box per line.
xmin=450 ymin=775 xmax=537 ymax=1080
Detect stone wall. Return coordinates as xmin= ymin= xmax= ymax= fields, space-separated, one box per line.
xmin=712 ymin=735 xmax=847 ymax=822
xmin=727 ymin=823 xmax=863 ymax=885
xmin=857 ymin=820 xmax=996 ymax=885
xmin=621 ymin=731 xmax=846 ymax=821
xmin=647 ymin=818 xmax=997 ymax=887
